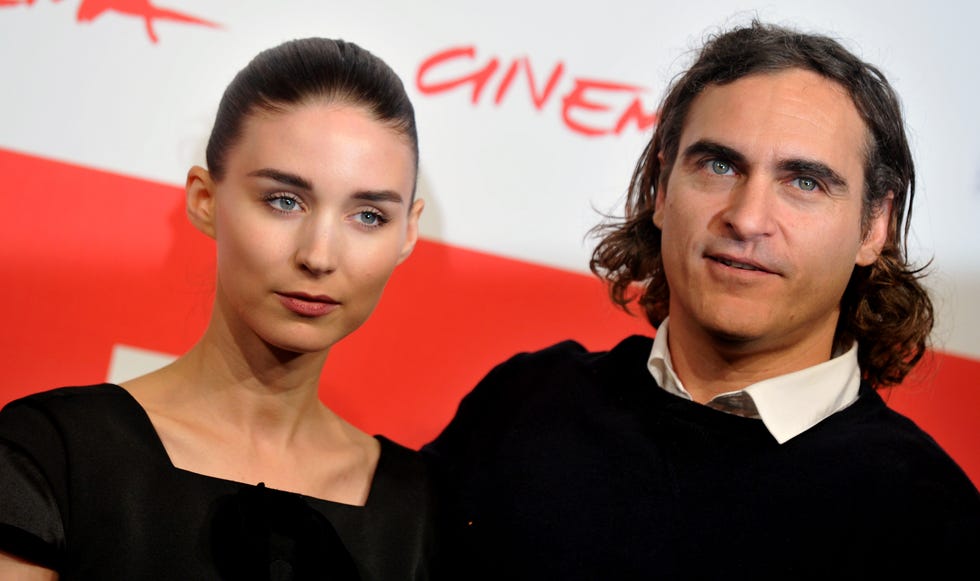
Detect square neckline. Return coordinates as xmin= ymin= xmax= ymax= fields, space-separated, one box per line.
xmin=106 ymin=383 xmax=389 ymax=509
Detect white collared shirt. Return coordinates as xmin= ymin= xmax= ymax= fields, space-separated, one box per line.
xmin=647 ymin=318 xmax=861 ymax=444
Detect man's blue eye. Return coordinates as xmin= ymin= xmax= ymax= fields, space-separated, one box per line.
xmin=796 ymin=177 xmax=818 ymax=191
xmin=710 ymin=160 xmax=730 ymax=175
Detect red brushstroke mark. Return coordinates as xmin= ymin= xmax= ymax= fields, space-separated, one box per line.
xmin=416 ymin=45 xmax=658 ymax=138
xmin=493 ymin=57 xmax=564 ymax=109
xmin=76 ymin=0 xmax=218 ymax=43
xmin=1 ymin=0 xmax=219 ymax=43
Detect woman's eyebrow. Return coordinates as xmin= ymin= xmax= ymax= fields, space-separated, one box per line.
xmin=247 ymin=169 xmax=406 ymax=204
xmin=248 ymin=168 xmax=312 ymax=190
xmin=352 ymin=191 xmax=405 ymax=204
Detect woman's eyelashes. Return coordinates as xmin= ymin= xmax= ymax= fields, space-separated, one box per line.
xmin=262 ymin=192 xmax=391 ymax=229
xmin=264 ymin=192 xmax=305 ymax=214
xmin=352 ymin=209 xmax=390 ymax=228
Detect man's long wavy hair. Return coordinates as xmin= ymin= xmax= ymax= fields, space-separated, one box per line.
xmin=589 ymin=20 xmax=933 ymax=389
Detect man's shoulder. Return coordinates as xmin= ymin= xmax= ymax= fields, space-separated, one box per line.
xmin=423 ymin=335 xmax=655 ymax=455
xmin=488 ymin=334 xmax=653 ymax=378
xmin=811 ymin=387 xmax=978 ymax=496
xmin=458 ymin=335 xmax=654 ymax=409
xmin=831 ymin=386 xmax=957 ymax=453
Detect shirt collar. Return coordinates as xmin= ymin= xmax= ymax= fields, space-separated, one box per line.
xmin=647 ymin=318 xmax=861 ymax=444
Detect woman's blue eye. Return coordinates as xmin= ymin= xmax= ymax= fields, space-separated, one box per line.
xmin=269 ymin=196 xmax=300 ymax=212
xmin=710 ymin=160 xmax=731 ymax=175
xmin=357 ymin=211 xmax=385 ymax=226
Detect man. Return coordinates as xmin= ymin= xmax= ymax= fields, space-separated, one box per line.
xmin=423 ymin=20 xmax=980 ymax=579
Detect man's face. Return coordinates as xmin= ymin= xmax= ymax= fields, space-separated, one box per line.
xmin=654 ymin=68 xmax=889 ymax=364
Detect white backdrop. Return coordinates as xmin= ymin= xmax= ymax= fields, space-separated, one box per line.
xmin=1 ymin=0 xmax=978 ymax=360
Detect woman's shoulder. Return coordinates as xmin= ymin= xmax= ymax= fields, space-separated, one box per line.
xmin=3 ymin=383 xmax=129 ymax=408
xmin=372 ymin=435 xmax=430 ymax=491
xmin=0 ymin=383 xmax=162 ymax=471
xmin=358 ymin=436 xmax=441 ymax=578
xmin=1 ymin=384 xmax=136 ymax=432
xmin=367 ymin=436 xmax=441 ymax=518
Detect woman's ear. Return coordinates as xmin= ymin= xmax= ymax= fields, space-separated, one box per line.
xmin=185 ymin=166 xmax=217 ymax=239
xmin=397 ymin=198 xmax=425 ymax=265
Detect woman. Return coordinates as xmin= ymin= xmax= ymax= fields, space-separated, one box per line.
xmin=0 ymin=37 xmax=433 ymax=579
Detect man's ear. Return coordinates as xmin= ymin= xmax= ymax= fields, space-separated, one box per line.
xmin=185 ymin=166 xmax=217 ymax=240
xmin=397 ymin=198 xmax=425 ymax=265
xmin=856 ymin=191 xmax=894 ymax=267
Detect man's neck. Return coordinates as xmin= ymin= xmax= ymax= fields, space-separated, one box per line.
xmin=665 ymin=320 xmax=835 ymax=403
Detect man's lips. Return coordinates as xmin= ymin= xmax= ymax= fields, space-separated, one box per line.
xmin=276 ymin=292 xmax=340 ymax=317
xmin=708 ymin=254 xmax=777 ymax=274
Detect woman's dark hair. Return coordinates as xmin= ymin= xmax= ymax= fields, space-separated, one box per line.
xmin=589 ymin=20 xmax=933 ymax=389
xmin=205 ymin=38 xmax=418 ymax=193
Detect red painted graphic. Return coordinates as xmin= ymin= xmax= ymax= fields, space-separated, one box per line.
xmin=1 ymin=0 xmax=218 ymax=43
xmin=417 ymin=46 xmax=658 ymax=137
xmin=2 ymin=147 xmax=979 ymax=489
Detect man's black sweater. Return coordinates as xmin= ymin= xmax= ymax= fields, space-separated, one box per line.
xmin=423 ymin=335 xmax=980 ymax=580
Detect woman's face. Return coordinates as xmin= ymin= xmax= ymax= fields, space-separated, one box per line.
xmin=188 ymin=102 xmax=422 ymax=355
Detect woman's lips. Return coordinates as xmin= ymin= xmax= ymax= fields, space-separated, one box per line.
xmin=277 ymin=293 xmax=339 ymax=317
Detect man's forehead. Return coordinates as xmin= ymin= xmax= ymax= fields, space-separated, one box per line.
xmin=677 ymin=68 xmax=868 ymax=169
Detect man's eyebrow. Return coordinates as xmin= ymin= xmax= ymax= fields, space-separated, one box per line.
xmin=778 ymin=159 xmax=849 ymax=190
xmin=681 ymin=140 xmax=747 ymax=167
xmin=682 ymin=140 xmax=850 ymax=190
xmin=247 ymin=168 xmax=312 ymax=190
xmin=352 ymin=191 xmax=405 ymax=205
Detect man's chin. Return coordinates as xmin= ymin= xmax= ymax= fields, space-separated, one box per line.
xmin=700 ymin=318 xmax=771 ymax=349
